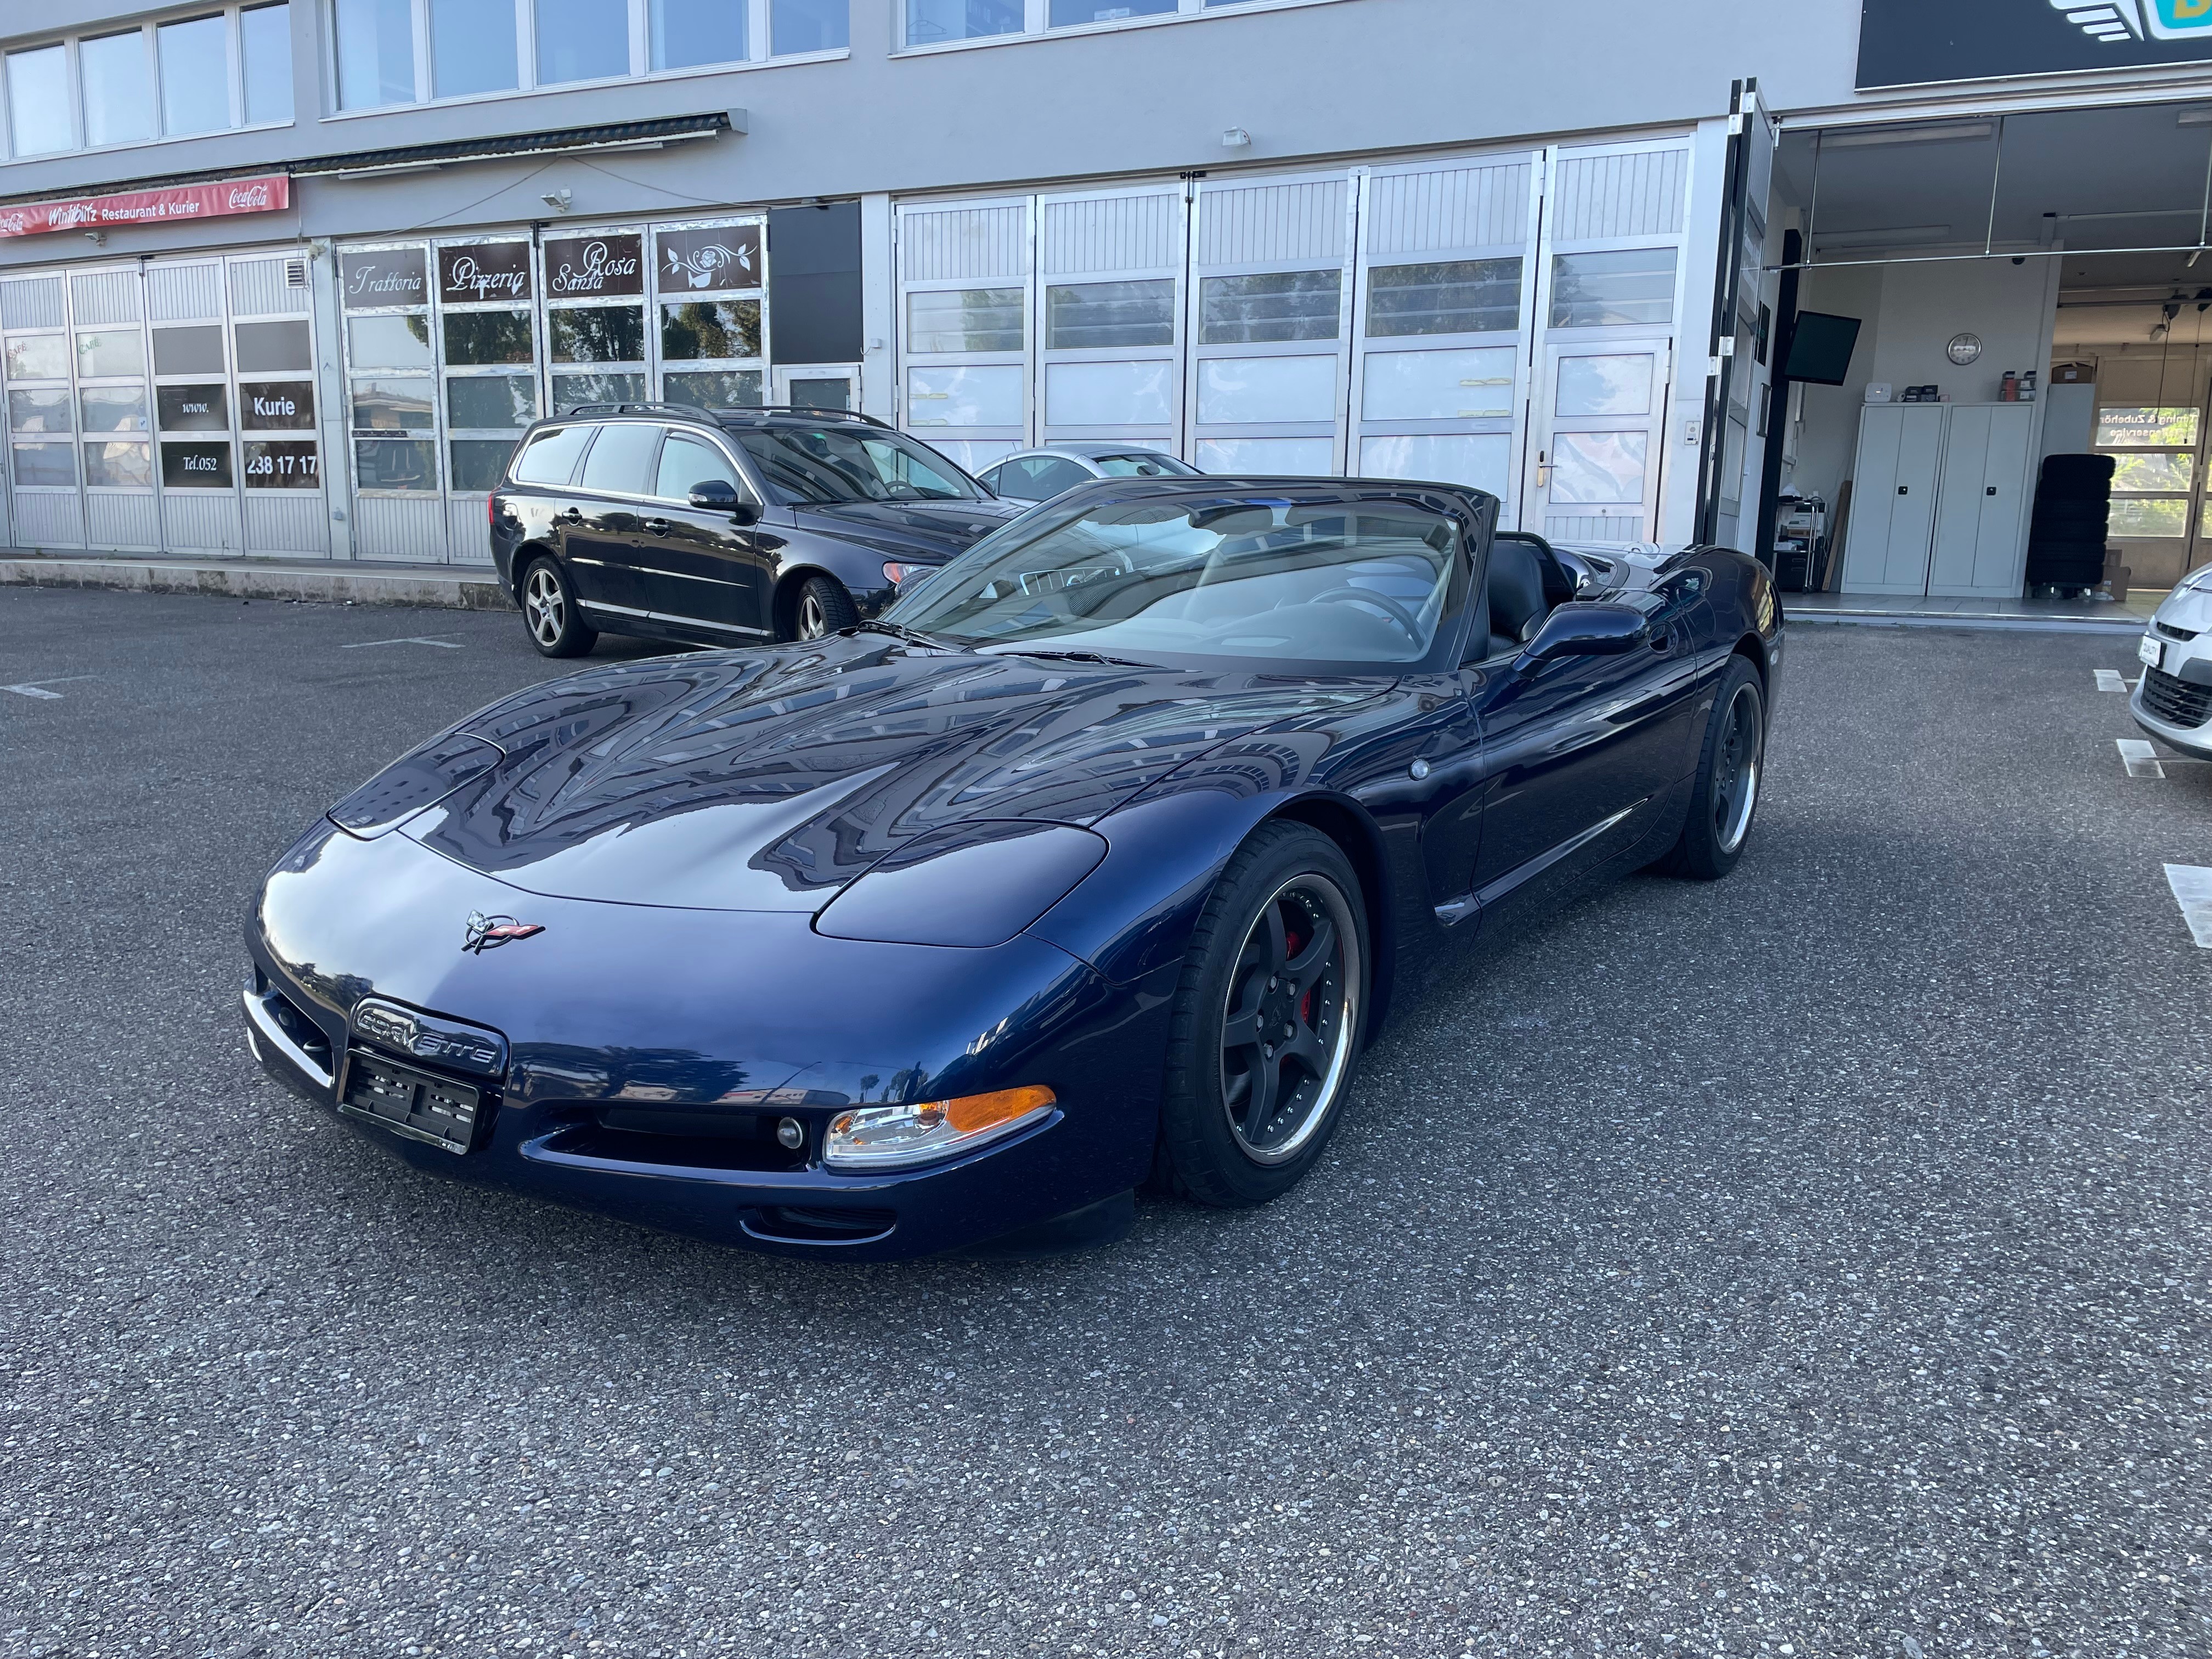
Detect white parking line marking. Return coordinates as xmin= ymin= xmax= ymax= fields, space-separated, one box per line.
xmin=2166 ymin=864 xmax=2212 ymax=947
xmin=2 ymin=675 xmax=94 ymax=699
xmin=2096 ymin=669 xmax=2128 ymax=692
xmin=340 ymin=636 xmax=465 ymax=650
xmin=2119 ymin=738 xmax=2166 ymax=778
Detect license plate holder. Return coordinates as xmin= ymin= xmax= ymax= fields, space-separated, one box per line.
xmin=2141 ymin=633 xmax=2165 ymax=670
xmin=337 ymin=1049 xmax=486 ymax=1155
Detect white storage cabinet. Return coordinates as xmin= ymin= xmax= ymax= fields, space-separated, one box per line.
xmin=1840 ymin=402 xmax=2037 ymax=599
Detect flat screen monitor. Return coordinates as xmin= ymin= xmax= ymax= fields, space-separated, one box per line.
xmin=1783 ymin=311 xmax=1863 ymax=386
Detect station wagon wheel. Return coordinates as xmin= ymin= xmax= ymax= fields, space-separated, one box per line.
xmin=520 ymin=557 xmax=597 ymax=658
xmin=1157 ymin=822 xmax=1369 ymax=1207
xmin=792 ymin=574 xmax=859 ymax=642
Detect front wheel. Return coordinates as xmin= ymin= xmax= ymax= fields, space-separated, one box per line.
xmin=1158 ymin=822 xmax=1368 ymax=1208
xmin=520 ymin=557 xmax=597 ymax=658
xmin=1656 ymin=656 xmax=1765 ymax=880
xmin=791 ymin=574 xmax=858 ymax=642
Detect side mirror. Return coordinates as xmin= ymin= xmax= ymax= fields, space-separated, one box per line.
xmin=1514 ymin=603 xmax=1648 ymax=672
xmin=688 ymin=479 xmax=760 ymax=526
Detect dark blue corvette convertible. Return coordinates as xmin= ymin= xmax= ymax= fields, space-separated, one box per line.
xmin=244 ymin=477 xmax=1780 ymax=1259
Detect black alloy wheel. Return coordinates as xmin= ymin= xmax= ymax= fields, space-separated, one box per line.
xmin=1158 ymin=823 xmax=1367 ymax=1206
xmin=1654 ymin=654 xmax=1765 ymax=880
xmin=521 ymin=557 xmax=597 ymax=658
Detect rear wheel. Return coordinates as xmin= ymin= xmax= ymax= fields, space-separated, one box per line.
xmin=1656 ymin=656 xmax=1765 ymax=880
xmin=1158 ymin=823 xmax=1367 ymax=1207
xmin=792 ymin=574 xmax=858 ymax=642
xmin=521 ymin=557 xmax=597 ymax=658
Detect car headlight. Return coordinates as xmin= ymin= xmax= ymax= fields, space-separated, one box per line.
xmin=825 ymin=1085 xmax=1057 ymax=1171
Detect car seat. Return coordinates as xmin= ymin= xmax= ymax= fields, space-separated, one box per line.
xmin=1486 ymin=534 xmax=1551 ymax=658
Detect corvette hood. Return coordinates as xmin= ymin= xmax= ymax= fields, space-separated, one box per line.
xmin=383 ymin=635 xmax=1379 ymax=912
xmin=789 ymin=497 xmax=1027 ymax=561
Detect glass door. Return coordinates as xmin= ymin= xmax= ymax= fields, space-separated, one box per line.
xmin=2096 ymin=401 xmax=2203 ymax=592
xmin=1528 ymin=340 xmax=1672 ymax=544
xmin=771 ymin=363 xmax=860 ymax=410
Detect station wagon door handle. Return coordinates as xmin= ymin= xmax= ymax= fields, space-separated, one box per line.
xmin=644 ymin=517 xmax=673 ymax=535
xmin=557 ymin=507 xmax=583 ymax=523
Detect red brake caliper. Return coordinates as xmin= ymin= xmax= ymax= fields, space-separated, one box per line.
xmin=1285 ymin=916 xmax=1313 ymax=1024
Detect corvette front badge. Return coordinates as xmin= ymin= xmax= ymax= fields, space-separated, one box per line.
xmin=462 ymin=911 xmax=544 ymax=954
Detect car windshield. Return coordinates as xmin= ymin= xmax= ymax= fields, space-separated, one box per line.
xmin=889 ymin=494 xmax=1465 ymax=669
xmin=1093 ymin=452 xmax=1202 ymax=477
xmin=733 ymin=426 xmax=981 ymax=504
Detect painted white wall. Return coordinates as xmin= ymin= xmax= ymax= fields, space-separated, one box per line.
xmin=1864 ymin=258 xmax=2060 ymax=407
xmin=1785 ymin=262 xmax=1883 ymax=510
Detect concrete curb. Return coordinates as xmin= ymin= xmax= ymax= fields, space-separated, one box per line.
xmin=1790 ymin=608 xmax=2145 ymax=635
xmin=0 ymin=554 xmax=511 ymax=611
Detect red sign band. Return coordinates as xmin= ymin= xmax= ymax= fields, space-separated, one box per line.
xmin=0 ymin=175 xmax=290 ymax=241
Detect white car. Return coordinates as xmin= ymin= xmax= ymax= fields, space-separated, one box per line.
xmin=975 ymin=443 xmax=1204 ymax=503
xmin=2133 ymin=565 xmax=2212 ymax=759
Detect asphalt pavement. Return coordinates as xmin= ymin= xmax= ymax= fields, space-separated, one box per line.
xmin=3 ymin=585 xmax=2209 ymax=1659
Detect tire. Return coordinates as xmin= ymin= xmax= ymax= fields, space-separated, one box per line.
xmin=1655 ymin=657 xmax=1766 ymax=882
xmin=791 ymin=574 xmax=858 ymax=642
xmin=1157 ymin=822 xmax=1369 ymax=1208
xmin=520 ymin=556 xmax=597 ymax=658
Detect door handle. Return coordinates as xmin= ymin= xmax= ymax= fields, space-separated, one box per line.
xmin=1536 ymin=450 xmax=1554 ymax=488
xmin=644 ymin=517 xmax=672 ymax=535
xmin=558 ymin=507 xmax=582 ymax=523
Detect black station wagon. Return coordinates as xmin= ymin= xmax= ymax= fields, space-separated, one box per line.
xmin=488 ymin=403 xmax=1026 ymax=656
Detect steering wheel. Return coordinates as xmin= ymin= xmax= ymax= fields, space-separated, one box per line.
xmin=1313 ymin=586 xmax=1423 ymax=642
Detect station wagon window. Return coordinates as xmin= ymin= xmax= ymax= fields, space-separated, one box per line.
xmin=578 ymin=422 xmax=663 ymax=495
xmin=511 ymin=425 xmax=592 ymax=485
xmin=653 ymin=431 xmax=744 ymax=500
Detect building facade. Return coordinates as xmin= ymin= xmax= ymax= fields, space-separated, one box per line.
xmin=5 ymin=0 xmax=2212 ymax=591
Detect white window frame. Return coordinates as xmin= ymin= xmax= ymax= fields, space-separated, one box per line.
xmin=324 ymin=0 xmax=848 ymax=117
xmin=0 ymin=3 xmax=295 ymax=163
xmin=894 ymin=0 xmax=1358 ymax=58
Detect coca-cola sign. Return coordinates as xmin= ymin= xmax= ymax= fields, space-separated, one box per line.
xmin=438 ymin=242 xmax=532 ymax=304
xmin=656 ymin=225 xmax=762 ymax=294
xmin=341 ymin=249 xmax=428 ymax=310
xmin=0 ymin=174 xmax=290 ymax=240
xmin=544 ymin=234 xmax=644 ymax=298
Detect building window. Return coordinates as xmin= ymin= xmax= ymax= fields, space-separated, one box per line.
xmin=535 ymin=0 xmax=632 ymax=86
xmin=3 ymin=6 xmax=295 ymax=156
xmin=905 ymin=0 xmax=1020 ymax=45
xmin=240 ymin=4 xmax=295 ymax=123
xmin=1548 ymin=249 xmax=1679 ymax=329
xmin=430 ymin=0 xmax=520 ymax=98
xmin=651 ymin=0 xmax=747 ymax=70
xmin=5 ymin=45 xmax=72 ymax=156
xmin=335 ymin=0 xmax=841 ymax=110
xmin=160 ymin=15 xmax=235 ymax=136
xmin=771 ymin=0 xmax=848 ymax=53
xmin=80 ymin=32 xmax=155 ymax=149
xmin=1049 ymin=0 xmax=1176 ymax=23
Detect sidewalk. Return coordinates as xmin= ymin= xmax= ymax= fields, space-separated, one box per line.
xmin=0 ymin=549 xmax=511 ymax=611
xmin=1787 ymin=589 xmax=2154 ymax=634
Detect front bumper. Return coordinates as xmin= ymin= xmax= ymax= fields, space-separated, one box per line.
xmin=2134 ymin=623 xmax=2212 ymax=760
xmin=244 ymin=823 xmax=1165 ymax=1260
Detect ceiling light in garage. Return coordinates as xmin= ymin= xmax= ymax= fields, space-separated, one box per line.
xmin=1821 ymin=120 xmax=1995 ymax=149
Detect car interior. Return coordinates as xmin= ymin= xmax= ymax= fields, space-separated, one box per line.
xmin=1477 ymin=531 xmax=1579 ymax=661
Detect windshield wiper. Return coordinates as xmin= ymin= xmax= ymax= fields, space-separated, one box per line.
xmin=855 ymin=619 xmax=955 ymax=650
xmin=990 ymin=647 xmax=1159 ymax=668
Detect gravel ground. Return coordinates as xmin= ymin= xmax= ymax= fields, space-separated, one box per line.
xmin=2 ymin=585 xmax=2209 ymax=1659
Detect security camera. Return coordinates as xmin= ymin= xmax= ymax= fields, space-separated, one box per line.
xmin=2011 ymin=255 xmax=2025 ymax=266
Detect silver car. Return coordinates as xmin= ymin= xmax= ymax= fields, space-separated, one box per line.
xmin=975 ymin=443 xmax=1204 ymax=503
xmin=2133 ymin=566 xmax=2212 ymax=759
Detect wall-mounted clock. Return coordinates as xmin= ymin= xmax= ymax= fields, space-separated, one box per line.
xmin=1947 ymin=332 xmax=1983 ymax=366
